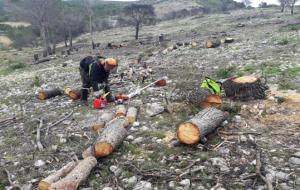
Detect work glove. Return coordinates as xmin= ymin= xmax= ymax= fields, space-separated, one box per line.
xmin=93 ymin=91 xmax=103 ymax=98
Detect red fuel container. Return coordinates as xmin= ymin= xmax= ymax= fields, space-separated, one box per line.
xmin=93 ymin=98 xmax=108 ymax=109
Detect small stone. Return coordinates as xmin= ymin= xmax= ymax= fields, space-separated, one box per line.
xmin=51 ymin=145 xmax=58 ymax=151
xmin=293 ymin=152 xmax=300 ymax=158
xmin=141 ymin=126 xmax=149 ymax=131
xmin=126 ymin=135 xmax=134 ymax=141
xmin=289 ymin=157 xmax=300 ymax=165
xmin=81 ymin=188 xmax=93 ymax=190
xmin=156 ymin=139 xmax=163 ymax=144
xmin=146 ymin=102 xmax=164 ymax=117
xmin=133 ymin=181 xmax=152 ymax=190
xmin=109 ymin=165 xmax=121 ymax=176
xmin=168 ymin=181 xmax=176 ymax=189
xmin=295 ymin=177 xmax=300 ymax=185
xmin=102 ymin=187 xmax=113 ymax=190
xmin=34 ymin=160 xmax=45 ymax=167
xmin=279 ymin=183 xmax=292 ymax=190
xmin=133 ymin=137 xmax=144 ymax=144
xmin=240 ymin=135 xmax=247 ymax=142
xmin=179 ymin=179 xmax=190 ymax=187
xmin=210 ymin=157 xmax=230 ymax=173
xmin=128 ymin=176 xmax=138 ymax=185
xmin=132 ymin=122 xmax=140 ymax=127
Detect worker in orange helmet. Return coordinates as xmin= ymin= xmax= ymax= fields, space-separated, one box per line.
xmin=79 ymin=55 xmax=118 ymax=105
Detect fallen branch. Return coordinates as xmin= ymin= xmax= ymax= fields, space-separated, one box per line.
xmin=36 ymin=119 xmax=44 ymax=151
xmin=218 ymin=131 xmax=261 ymax=136
xmin=255 ymin=148 xmax=274 ymax=190
xmin=45 ymin=111 xmax=74 ymax=138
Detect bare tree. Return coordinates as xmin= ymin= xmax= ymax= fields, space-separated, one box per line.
xmin=278 ymin=0 xmax=287 ymax=12
xmin=82 ymin=0 xmax=95 ymax=49
xmin=287 ymin=0 xmax=298 ymax=14
xmin=123 ymin=4 xmax=156 ymax=40
xmin=242 ymin=0 xmax=252 ymax=7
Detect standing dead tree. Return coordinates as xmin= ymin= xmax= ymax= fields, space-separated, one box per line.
xmin=82 ymin=0 xmax=95 ymax=49
xmin=122 ymin=4 xmax=156 ymax=40
xmin=287 ymin=0 xmax=298 ymax=14
xmin=278 ymin=0 xmax=287 ymax=12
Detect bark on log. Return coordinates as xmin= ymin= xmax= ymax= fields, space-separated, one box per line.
xmin=187 ymin=88 xmax=222 ymax=108
xmin=64 ymin=87 xmax=81 ymax=100
xmin=94 ymin=118 xmax=129 ymax=158
xmin=82 ymin=146 xmax=95 ymax=159
xmin=205 ymin=38 xmax=221 ymax=48
xmin=38 ymin=88 xmax=62 ymax=100
xmin=38 ymin=161 xmax=78 ymax=190
xmin=176 ymin=108 xmax=225 ymax=145
xmin=48 ymin=156 xmax=97 ymax=190
xmin=91 ymin=112 xmax=115 ymax=132
xmin=116 ymin=105 xmax=127 ymax=117
xmin=126 ymin=107 xmax=138 ymax=124
xmin=33 ymin=58 xmax=51 ymax=64
xmin=223 ymin=76 xmax=268 ymax=101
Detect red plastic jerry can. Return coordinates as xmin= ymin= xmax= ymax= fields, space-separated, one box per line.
xmin=93 ymin=98 xmax=108 ymax=109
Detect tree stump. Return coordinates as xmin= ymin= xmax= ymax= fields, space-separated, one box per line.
xmin=116 ymin=105 xmax=127 ymax=117
xmin=222 ymin=76 xmax=268 ymax=101
xmin=126 ymin=107 xmax=138 ymax=124
xmin=94 ymin=118 xmax=129 ymax=158
xmin=91 ymin=112 xmax=115 ymax=132
xmin=38 ymin=88 xmax=62 ymax=100
xmin=48 ymin=156 xmax=97 ymax=190
xmin=205 ymin=38 xmax=221 ymax=48
xmin=38 ymin=161 xmax=79 ymax=190
xmin=64 ymin=87 xmax=81 ymax=100
xmin=176 ymin=108 xmax=225 ymax=144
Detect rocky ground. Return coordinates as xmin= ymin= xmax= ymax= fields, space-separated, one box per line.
xmin=0 ymin=7 xmax=300 ymax=190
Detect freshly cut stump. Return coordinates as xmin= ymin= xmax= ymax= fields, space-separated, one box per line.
xmin=126 ymin=107 xmax=138 ymax=124
xmin=223 ymin=76 xmax=268 ymax=101
xmin=65 ymin=87 xmax=81 ymax=100
xmin=116 ymin=105 xmax=126 ymax=117
xmin=91 ymin=112 xmax=115 ymax=132
xmin=38 ymin=88 xmax=62 ymax=100
xmin=177 ymin=108 xmax=225 ymax=144
xmin=94 ymin=118 xmax=129 ymax=158
xmin=38 ymin=161 xmax=78 ymax=190
xmin=48 ymin=156 xmax=97 ymax=190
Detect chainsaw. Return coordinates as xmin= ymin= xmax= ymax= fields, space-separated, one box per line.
xmin=93 ymin=92 xmax=110 ymax=109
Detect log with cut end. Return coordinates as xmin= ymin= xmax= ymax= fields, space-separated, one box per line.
xmin=38 ymin=161 xmax=78 ymax=190
xmin=94 ymin=118 xmax=129 ymax=158
xmin=205 ymin=38 xmax=221 ymax=48
xmin=188 ymin=88 xmax=222 ymax=108
xmin=176 ymin=108 xmax=225 ymax=145
xmin=64 ymin=87 xmax=81 ymax=100
xmin=48 ymin=156 xmax=97 ymax=190
xmin=116 ymin=105 xmax=126 ymax=117
xmin=126 ymin=107 xmax=138 ymax=124
xmin=91 ymin=112 xmax=115 ymax=132
xmin=38 ymin=88 xmax=62 ymax=100
xmin=223 ymin=76 xmax=268 ymax=101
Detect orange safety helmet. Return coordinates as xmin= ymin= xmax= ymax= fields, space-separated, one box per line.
xmin=105 ymin=58 xmax=118 ymax=66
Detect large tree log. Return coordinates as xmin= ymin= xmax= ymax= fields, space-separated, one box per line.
xmin=223 ymin=76 xmax=268 ymax=101
xmin=176 ymin=108 xmax=225 ymax=145
xmin=126 ymin=107 xmax=138 ymax=124
xmin=116 ymin=105 xmax=127 ymax=117
xmin=91 ymin=112 xmax=115 ymax=132
xmin=64 ymin=87 xmax=81 ymax=100
xmin=205 ymin=38 xmax=221 ymax=48
xmin=38 ymin=161 xmax=78 ymax=190
xmin=94 ymin=118 xmax=129 ymax=158
xmin=48 ymin=156 xmax=97 ymax=190
xmin=187 ymin=88 xmax=222 ymax=108
xmin=38 ymin=88 xmax=62 ymax=100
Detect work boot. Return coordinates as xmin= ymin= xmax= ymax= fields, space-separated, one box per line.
xmin=79 ymin=100 xmax=88 ymax=106
xmin=106 ymin=94 xmax=115 ymax=103
xmin=80 ymin=89 xmax=89 ymax=106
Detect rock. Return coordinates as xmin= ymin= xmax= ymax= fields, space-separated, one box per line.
xmin=279 ymin=183 xmax=293 ymax=190
xmin=133 ymin=181 xmax=152 ymax=190
xmin=146 ymin=102 xmax=164 ymax=117
xmin=240 ymin=135 xmax=247 ymax=142
xmin=141 ymin=126 xmax=149 ymax=131
xmin=209 ymin=157 xmax=230 ymax=173
xmin=81 ymin=188 xmax=93 ymax=190
xmin=102 ymin=187 xmax=113 ymax=190
xmin=179 ymin=179 xmax=190 ymax=187
xmin=289 ymin=157 xmax=300 ymax=165
xmin=293 ymin=152 xmax=300 ymax=158
xmin=168 ymin=181 xmax=176 ymax=189
xmin=34 ymin=160 xmax=45 ymax=167
xmin=275 ymin=171 xmax=290 ymax=181
xmin=109 ymin=165 xmax=122 ymax=176
xmin=128 ymin=176 xmax=138 ymax=185
xmin=132 ymin=122 xmax=140 ymax=127
xmin=132 ymin=137 xmax=144 ymax=144
xmin=295 ymin=177 xmax=300 ymax=185
xmin=126 ymin=135 xmax=134 ymax=141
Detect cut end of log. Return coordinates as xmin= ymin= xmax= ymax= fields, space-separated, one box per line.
xmin=94 ymin=142 xmax=113 ymax=158
xmin=116 ymin=112 xmax=126 ymax=117
xmin=38 ymin=91 xmax=47 ymax=100
xmin=69 ymin=91 xmax=80 ymax=100
xmin=177 ymin=122 xmax=200 ymax=144
xmin=127 ymin=116 xmax=136 ymax=125
xmin=201 ymin=95 xmax=222 ymax=109
xmin=233 ymin=76 xmax=257 ymax=83
xmin=38 ymin=181 xmax=50 ymax=190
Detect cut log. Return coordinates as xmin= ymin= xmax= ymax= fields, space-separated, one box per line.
xmin=188 ymin=88 xmax=211 ymax=106
xmin=126 ymin=107 xmax=138 ymax=124
xmin=33 ymin=58 xmax=51 ymax=64
xmin=82 ymin=146 xmax=94 ymax=159
xmin=201 ymin=95 xmax=222 ymax=109
xmin=91 ymin=112 xmax=115 ymax=132
xmin=38 ymin=161 xmax=78 ymax=190
xmin=94 ymin=118 xmax=129 ymax=158
xmin=205 ymin=38 xmax=221 ymax=48
xmin=222 ymin=76 xmax=268 ymax=101
xmin=116 ymin=105 xmax=127 ymax=117
xmin=48 ymin=156 xmax=97 ymax=190
xmin=38 ymin=88 xmax=62 ymax=100
xmin=64 ymin=87 xmax=81 ymax=100
xmin=176 ymin=108 xmax=225 ymax=145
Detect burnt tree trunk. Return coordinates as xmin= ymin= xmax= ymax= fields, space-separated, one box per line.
xmin=223 ymin=76 xmax=268 ymax=101
xmin=38 ymin=160 xmax=79 ymax=190
xmin=94 ymin=118 xmax=129 ymax=158
xmin=91 ymin=112 xmax=115 ymax=132
xmin=176 ymin=108 xmax=225 ymax=145
xmin=48 ymin=157 xmax=97 ymax=190
xmin=38 ymin=88 xmax=62 ymax=100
